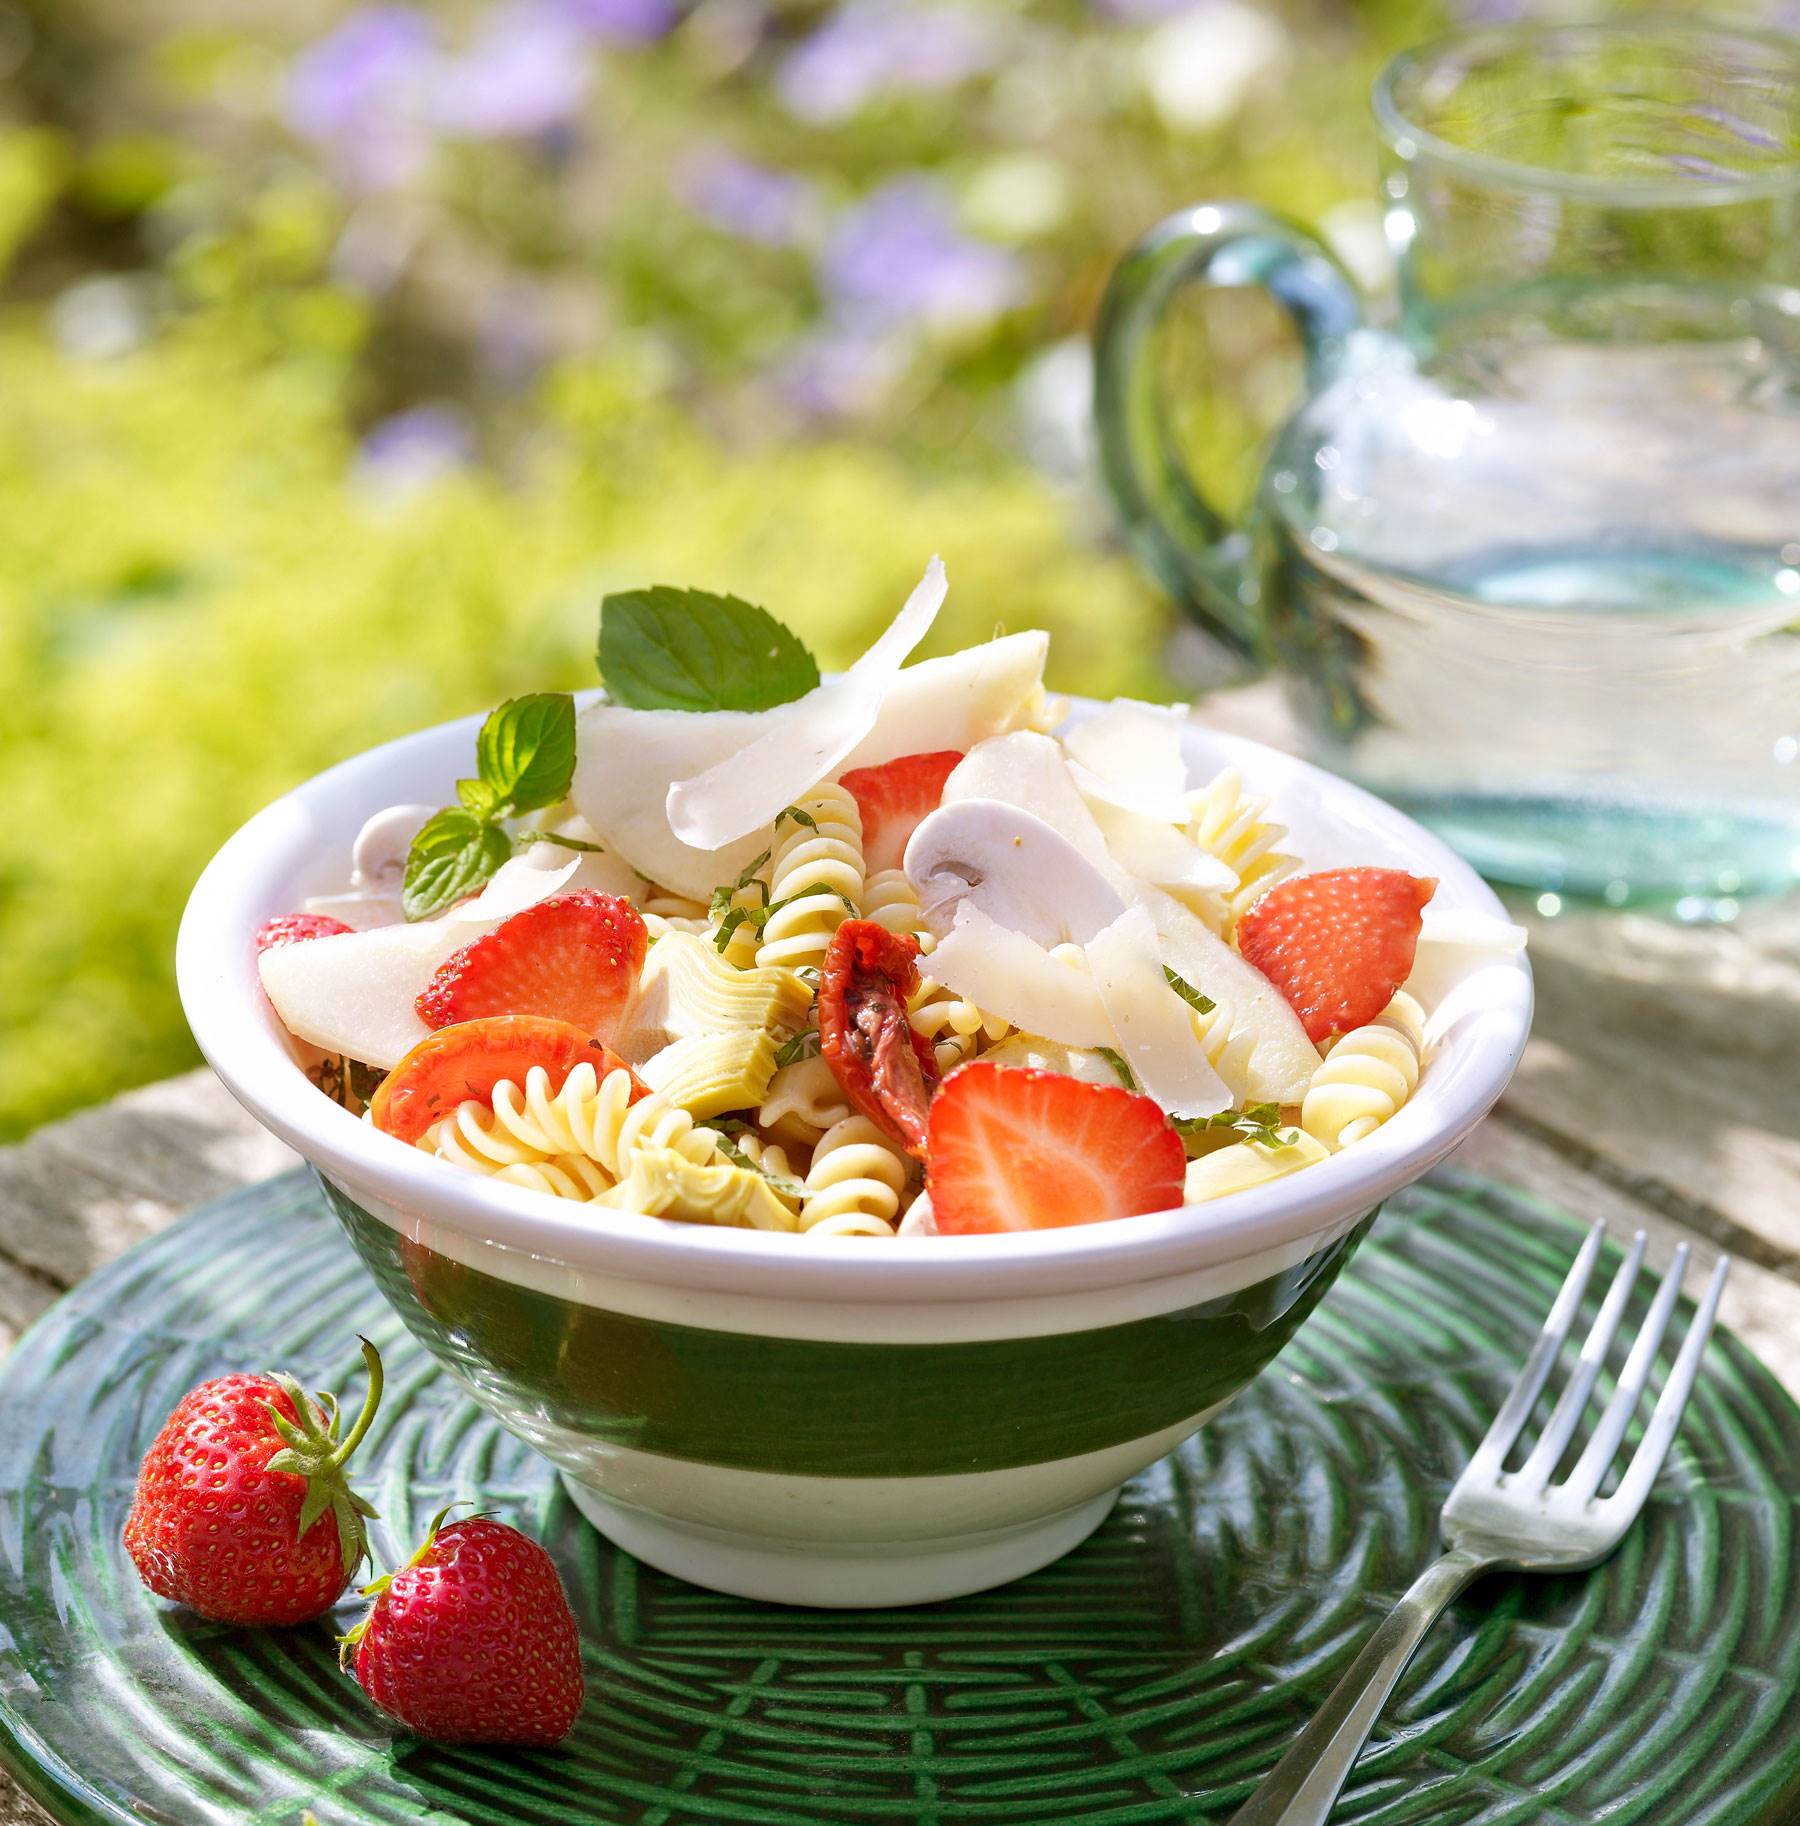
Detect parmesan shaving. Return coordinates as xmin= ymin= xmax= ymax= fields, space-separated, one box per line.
xmin=1086 ymin=907 xmax=1230 ymax=1118
xmin=924 ymin=903 xmax=1112 ymax=1048
xmin=1062 ymin=700 xmax=1194 ymax=823
xmin=665 ymin=557 xmax=947 ymax=849
xmin=1086 ymin=798 xmax=1238 ymax=898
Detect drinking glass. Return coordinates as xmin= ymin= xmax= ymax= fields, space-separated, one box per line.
xmin=1095 ymin=20 xmax=1800 ymax=913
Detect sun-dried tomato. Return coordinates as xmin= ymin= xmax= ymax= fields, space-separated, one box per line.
xmin=818 ymin=919 xmax=938 ymax=1157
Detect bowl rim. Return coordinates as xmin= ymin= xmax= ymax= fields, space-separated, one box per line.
xmin=176 ymin=695 xmax=1532 ymax=1305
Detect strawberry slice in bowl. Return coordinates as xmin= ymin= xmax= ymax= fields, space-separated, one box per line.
xmin=926 ymin=1061 xmax=1187 ymax=1234
xmin=416 ymin=890 xmax=646 ymax=1041
xmin=254 ymin=912 xmax=354 ymax=953
xmin=839 ymin=749 xmax=962 ymax=875
xmin=1238 ymin=867 xmax=1436 ymax=1044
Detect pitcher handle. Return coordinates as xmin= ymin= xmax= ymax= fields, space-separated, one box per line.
xmin=1093 ymin=202 xmax=1364 ymax=660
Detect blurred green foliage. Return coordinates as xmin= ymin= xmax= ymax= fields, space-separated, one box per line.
xmin=0 ymin=0 xmax=1459 ymax=1138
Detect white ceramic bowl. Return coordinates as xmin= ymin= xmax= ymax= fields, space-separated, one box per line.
xmin=177 ymin=699 xmax=1531 ymax=1607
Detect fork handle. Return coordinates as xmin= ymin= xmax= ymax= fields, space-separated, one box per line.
xmin=1225 ymin=1547 xmax=1488 ymax=1826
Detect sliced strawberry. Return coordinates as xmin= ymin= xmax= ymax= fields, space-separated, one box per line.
xmin=927 ymin=1063 xmax=1186 ymax=1234
xmin=1237 ymin=867 xmax=1436 ymax=1044
xmin=416 ymin=890 xmax=646 ymax=1039
xmin=819 ymin=918 xmax=938 ymax=1156
xmin=839 ymin=750 xmax=962 ymax=875
xmin=254 ymin=913 xmax=353 ymax=953
xmin=371 ymin=1015 xmax=642 ymax=1144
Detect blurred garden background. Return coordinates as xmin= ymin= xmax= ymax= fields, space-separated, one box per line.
xmin=2 ymin=0 xmax=1776 ymax=1139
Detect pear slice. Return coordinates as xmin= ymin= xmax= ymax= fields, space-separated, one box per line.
xmin=571 ymin=630 xmax=1050 ymax=901
xmin=258 ymin=858 xmax=579 ymax=1068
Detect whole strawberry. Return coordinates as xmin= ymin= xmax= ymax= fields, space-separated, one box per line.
xmin=123 ymin=1339 xmax=383 ymax=1627
xmin=344 ymin=1512 xmax=584 ymax=1746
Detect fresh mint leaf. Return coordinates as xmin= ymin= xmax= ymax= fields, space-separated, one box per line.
xmin=475 ymin=693 xmax=576 ymax=815
xmin=402 ymin=809 xmax=510 ymax=921
xmin=456 ymin=777 xmax=497 ymax=817
xmin=1094 ymin=1045 xmax=1138 ymax=1091
xmin=774 ymin=803 xmax=817 ymax=833
xmin=1163 ymin=967 xmax=1216 ymax=1017
xmin=598 ymin=587 xmax=818 ymax=712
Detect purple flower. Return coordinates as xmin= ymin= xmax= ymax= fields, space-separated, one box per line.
xmin=433 ymin=2 xmax=592 ymax=139
xmin=287 ymin=7 xmax=440 ymax=192
xmin=821 ymin=178 xmax=1024 ymax=334
xmin=1090 ymin=0 xmax=1208 ymax=18
xmin=551 ymin=0 xmax=679 ymax=41
xmin=677 ymin=150 xmax=819 ymax=247
xmin=777 ymin=1 xmax=1000 ymax=124
xmin=356 ymin=405 xmax=474 ymax=496
xmin=773 ymin=328 xmax=908 ymax=422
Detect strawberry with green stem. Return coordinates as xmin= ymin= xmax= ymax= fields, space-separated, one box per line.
xmin=342 ymin=1508 xmax=585 ymax=1746
xmin=123 ymin=1338 xmax=384 ymax=1627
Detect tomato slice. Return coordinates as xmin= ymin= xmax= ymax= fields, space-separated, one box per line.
xmin=370 ymin=1015 xmax=643 ymax=1144
xmin=818 ymin=920 xmax=938 ymax=1157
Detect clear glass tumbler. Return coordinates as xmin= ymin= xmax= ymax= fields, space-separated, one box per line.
xmin=1095 ymin=21 xmax=1800 ymax=914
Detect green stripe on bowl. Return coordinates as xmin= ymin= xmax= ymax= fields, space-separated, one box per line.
xmin=324 ymin=1177 xmax=1376 ymax=1479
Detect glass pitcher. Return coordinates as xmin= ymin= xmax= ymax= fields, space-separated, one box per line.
xmin=1094 ymin=20 xmax=1800 ymax=914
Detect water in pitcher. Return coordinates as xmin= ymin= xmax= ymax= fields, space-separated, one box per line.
xmin=1262 ymin=318 xmax=1800 ymax=911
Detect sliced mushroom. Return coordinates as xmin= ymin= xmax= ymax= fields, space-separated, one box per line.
xmin=902 ymin=798 xmax=1125 ymax=947
xmin=350 ymin=803 xmax=438 ymax=889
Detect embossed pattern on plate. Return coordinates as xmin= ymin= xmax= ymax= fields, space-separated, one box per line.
xmin=0 ymin=1169 xmax=1794 ymax=1826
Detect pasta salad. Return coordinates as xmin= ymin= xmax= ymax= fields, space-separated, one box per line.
xmin=255 ymin=560 xmax=1522 ymax=1237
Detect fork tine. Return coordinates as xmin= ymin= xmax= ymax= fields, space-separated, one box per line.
xmin=1563 ymin=1242 xmax=1689 ymax=1504
xmin=1605 ymin=1255 xmax=1731 ymax=1518
xmin=1514 ymin=1230 xmax=1646 ymax=1492
xmin=1466 ymin=1221 xmax=1606 ymax=1476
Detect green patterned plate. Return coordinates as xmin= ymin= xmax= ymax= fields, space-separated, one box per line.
xmin=0 ymin=1169 xmax=1796 ymax=1826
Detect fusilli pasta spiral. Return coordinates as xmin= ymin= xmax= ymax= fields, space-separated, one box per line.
xmin=493 ymin=1155 xmax=614 ymax=1200
xmin=1301 ymin=991 xmax=1426 ymax=1150
xmin=422 ymin=1062 xmax=722 ymax=1192
xmin=710 ymin=878 xmax=766 ymax=969
xmin=800 ymin=1115 xmax=910 ymax=1237
xmin=725 ymin=1131 xmax=805 ymax=1217
xmin=758 ymin=1049 xmax=850 ymax=1146
xmin=756 ymin=785 xmax=865 ymax=974
xmin=862 ymin=867 xmax=924 ymax=939
xmin=1185 ymin=767 xmax=1297 ymax=929
xmin=907 ymin=976 xmax=1010 ymax=1074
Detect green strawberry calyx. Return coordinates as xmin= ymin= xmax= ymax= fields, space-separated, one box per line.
xmin=337 ymin=1500 xmax=485 ymax=1668
xmin=263 ymin=1335 xmax=384 ymax=1581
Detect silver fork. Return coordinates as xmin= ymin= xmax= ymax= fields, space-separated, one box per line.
xmin=1228 ymin=1222 xmax=1731 ymax=1826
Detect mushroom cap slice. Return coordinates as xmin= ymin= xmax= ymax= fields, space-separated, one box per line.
xmin=903 ymin=798 xmax=1125 ymax=948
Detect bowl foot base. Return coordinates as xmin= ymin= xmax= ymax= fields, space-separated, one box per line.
xmin=560 ymin=1478 xmax=1121 ymax=1608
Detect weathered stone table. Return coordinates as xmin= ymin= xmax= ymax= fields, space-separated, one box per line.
xmin=1 ymin=683 xmax=1795 ymax=1825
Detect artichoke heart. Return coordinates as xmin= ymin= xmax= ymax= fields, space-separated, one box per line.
xmin=617 ymin=932 xmax=812 ymax=1061
xmin=639 ymin=1028 xmax=782 ymax=1119
xmin=1182 ymin=1131 xmax=1328 ymax=1204
xmin=602 ymin=1147 xmax=797 ymax=1232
